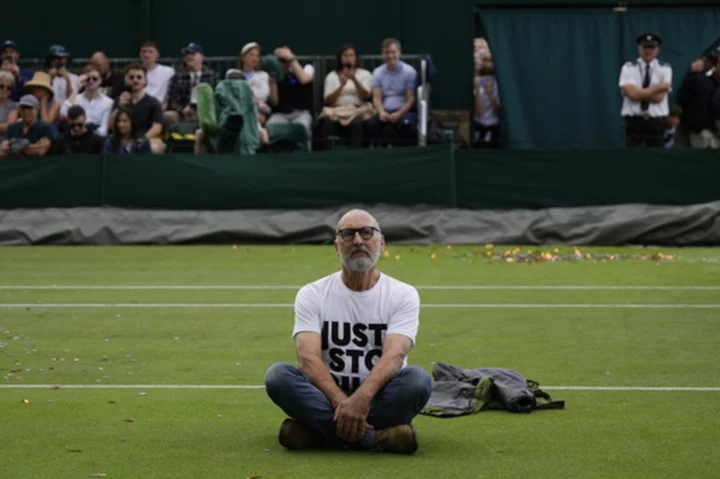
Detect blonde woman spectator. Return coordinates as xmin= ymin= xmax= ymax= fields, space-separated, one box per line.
xmin=319 ymin=44 xmax=373 ymax=149
xmin=0 ymin=71 xmax=18 ymax=134
xmin=236 ymin=42 xmax=277 ymax=125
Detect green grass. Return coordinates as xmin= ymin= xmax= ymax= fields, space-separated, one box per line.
xmin=1 ymin=245 xmax=719 ymax=478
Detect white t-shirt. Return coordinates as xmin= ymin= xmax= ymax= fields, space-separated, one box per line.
xmin=52 ymin=73 xmax=79 ymax=106
xmin=145 ymin=64 xmax=175 ymax=104
xmin=292 ymin=271 xmax=420 ymax=392
xmin=323 ymin=69 xmax=372 ymax=106
xmin=243 ymin=71 xmax=270 ymax=102
xmin=618 ymin=57 xmax=672 ymax=117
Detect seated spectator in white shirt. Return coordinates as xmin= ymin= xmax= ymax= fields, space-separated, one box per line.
xmin=61 ymin=64 xmax=114 ymax=136
xmin=44 ymin=45 xmax=78 ymax=107
xmin=319 ymin=43 xmax=372 ymax=149
xmin=140 ymin=41 xmax=175 ymax=108
xmin=0 ymin=71 xmax=18 ymax=135
xmin=237 ymin=42 xmax=278 ymax=125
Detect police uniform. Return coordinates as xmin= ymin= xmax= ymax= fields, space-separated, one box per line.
xmin=618 ymin=33 xmax=673 ymax=147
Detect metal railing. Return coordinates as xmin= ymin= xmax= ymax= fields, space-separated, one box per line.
xmin=18 ymin=53 xmax=432 ymax=146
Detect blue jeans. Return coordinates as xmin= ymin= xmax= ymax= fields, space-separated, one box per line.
xmin=265 ymin=362 xmax=432 ymax=450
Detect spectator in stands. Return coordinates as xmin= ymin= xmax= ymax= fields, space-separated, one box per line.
xmin=0 ymin=71 xmax=18 ymax=135
xmin=235 ymin=42 xmax=277 ymax=126
xmin=318 ymin=44 xmax=373 ymax=149
xmin=0 ymin=95 xmax=52 ymax=159
xmin=44 ymin=45 xmax=78 ymax=106
xmin=108 ymin=64 xmax=165 ymax=154
xmin=61 ymin=64 xmax=114 ymax=136
xmin=472 ymin=45 xmax=500 ymax=148
xmin=1 ymin=40 xmax=33 ymax=102
xmin=674 ymin=47 xmax=720 ymax=149
xmin=164 ymin=43 xmax=219 ymax=128
xmin=266 ymin=45 xmax=315 ymax=149
xmin=91 ymin=51 xmax=125 ymax=99
xmin=23 ymin=71 xmax=60 ymax=132
xmin=474 ymin=37 xmax=489 ymax=54
xmin=368 ymin=39 xmax=418 ymax=147
xmin=53 ymin=105 xmax=105 ymax=154
xmin=105 ymin=108 xmax=151 ymax=155
xmin=140 ymin=41 xmax=175 ymax=108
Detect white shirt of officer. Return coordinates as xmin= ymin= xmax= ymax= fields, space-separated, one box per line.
xmin=619 ymin=57 xmax=672 ymax=117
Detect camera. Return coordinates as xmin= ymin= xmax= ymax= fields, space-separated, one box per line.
xmin=54 ymin=61 xmax=64 ymax=70
xmin=342 ymin=63 xmax=353 ymax=69
xmin=8 ymin=138 xmax=30 ymax=154
xmin=3 ymin=55 xmax=13 ymax=63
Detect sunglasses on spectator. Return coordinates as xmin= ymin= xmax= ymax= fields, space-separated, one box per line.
xmin=70 ymin=122 xmax=85 ymax=129
xmin=0 ymin=84 xmax=11 ymax=90
xmin=337 ymin=227 xmax=381 ymax=242
xmin=128 ymin=75 xmax=144 ymax=80
xmin=86 ymin=76 xmax=100 ymax=82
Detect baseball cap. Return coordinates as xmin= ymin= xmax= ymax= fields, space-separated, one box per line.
xmin=48 ymin=44 xmax=70 ymax=58
xmin=1 ymin=40 xmax=18 ymax=51
xmin=18 ymin=94 xmax=39 ymax=109
xmin=182 ymin=42 xmax=204 ymax=54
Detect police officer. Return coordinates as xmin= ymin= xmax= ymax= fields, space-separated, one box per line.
xmin=618 ymin=33 xmax=673 ymax=147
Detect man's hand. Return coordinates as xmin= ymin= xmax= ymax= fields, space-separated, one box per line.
xmin=118 ymin=92 xmax=131 ymax=107
xmin=0 ymin=140 xmax=9 ymax=158
xmin=1 ymin=61 xmax=19 ymax=77
xmin=691 ymin=58 xmax=706 ymax=72
xmin=334 ymin=393 xmax=371 ymax=443
xmin=181 ymin=105 xmax=195 ymax=119
xmin=48 ymin=67 xmax=58 ymax=78
xmin=379 ymin=111 xmax=391 ymax=122
xmin=59 ymin=66 xmax=70 ymax=80
xmin=388 ymin=111 xmax=402 ymax=123
xmin=654 ymin=78 xmax=671 ymax=93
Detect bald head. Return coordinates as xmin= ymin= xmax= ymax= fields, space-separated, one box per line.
xmin=91 ymin=51 xmax=110 ymax=74
xmin=337 ymin=209 xmax=379 ymax=231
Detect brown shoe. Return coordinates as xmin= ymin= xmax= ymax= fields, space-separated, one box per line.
xmin=278 ymin=419 xmax=324 ymax=449
xmin=374 ymin=425 xmax=418 ymax=454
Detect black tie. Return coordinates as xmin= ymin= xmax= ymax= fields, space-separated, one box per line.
xmin=641 ymin=63 xmax=651 ymax=111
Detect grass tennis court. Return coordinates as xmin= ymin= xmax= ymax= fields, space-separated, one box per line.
xmin=1 ymin=245 xmax=719 ymax=478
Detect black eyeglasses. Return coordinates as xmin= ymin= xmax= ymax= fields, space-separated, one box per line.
xmin=128 ymin=75 xmax=143 ymax=80
xmin=0 ymin=84 xmax=11 ymax=90
xmin=86 ymin=76 xmax=100 ymax=82
xmin=337 ymin=226 xmax=381 ymax=242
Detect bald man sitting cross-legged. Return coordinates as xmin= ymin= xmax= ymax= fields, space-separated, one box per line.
xmin=264 ymin=209 xmax=432 ymax=454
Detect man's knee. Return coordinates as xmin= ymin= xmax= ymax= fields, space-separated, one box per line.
xmin=264 ymin=361 xmax=297 ymax=394
xmin=395 ymin=366 xmax=432 ymax=401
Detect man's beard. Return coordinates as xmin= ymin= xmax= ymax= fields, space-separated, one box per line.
xmin=340 ymin=246 xmax=380 ymax=272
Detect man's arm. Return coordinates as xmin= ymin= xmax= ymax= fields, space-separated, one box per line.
xmin=24 ymin=137 xmax=51 ymax=157
xmin=295 ymin=332 xmax=348 ymax=408
xmin=352 ymin=334 xmax=412 ymax=402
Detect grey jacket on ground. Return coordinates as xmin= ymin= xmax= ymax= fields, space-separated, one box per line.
xmin=420 ymin=363 xmax=565 ymax=417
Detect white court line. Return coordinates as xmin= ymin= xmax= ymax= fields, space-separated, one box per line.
xmin=3 ymin=303 xmax=720 ymax=309
xmin=1 ymin=285 xmax=720 ymax=291
xmin=0 ymin=384 xmax=718 ymax=391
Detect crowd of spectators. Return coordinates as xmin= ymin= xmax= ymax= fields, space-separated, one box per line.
xmin=0 ymin=38 xmax=427 ymax=158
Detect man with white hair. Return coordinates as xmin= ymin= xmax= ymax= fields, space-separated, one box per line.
xmin=264 ymin=209 xmax=432 ymax=455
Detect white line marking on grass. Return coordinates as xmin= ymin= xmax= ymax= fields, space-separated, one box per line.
xmin=3 ymin=303 xmax=720 ymax=309
xmin=0 ymin=385 xmax=718 ymax=392
xmin=1 ymin=285 xmax=719 ymax=291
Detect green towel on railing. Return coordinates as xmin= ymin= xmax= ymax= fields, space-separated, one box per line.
xmin=206 ymin=79 xmax=260 ymax=155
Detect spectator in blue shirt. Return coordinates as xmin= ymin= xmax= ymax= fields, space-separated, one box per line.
xmin=367 ymin=39 xmax=418 ymax=147
xmin=1 ymin=40 xmax=34 ymax=102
